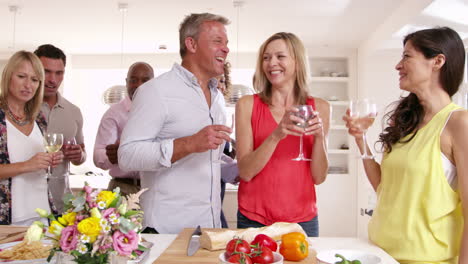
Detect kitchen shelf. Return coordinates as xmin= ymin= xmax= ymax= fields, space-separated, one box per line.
xmin=327 ymin=173 xmax=349 ymax=177
xmin=328 ymin=100 xmax=349 ymax=106
xmin=330 ymin=125 xmax=347 ymax=130
xmin=311 ymin=76 xmax=349 ymax=82
xmin=328 ymin=149 xmax=350 ymax=154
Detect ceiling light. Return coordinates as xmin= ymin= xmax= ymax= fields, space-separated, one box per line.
xmin=8 ymin=5 xmax=19 ymax=49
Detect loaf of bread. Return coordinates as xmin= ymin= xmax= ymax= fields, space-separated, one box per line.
xmin=200 ymin=222 xmax=306 ymax=251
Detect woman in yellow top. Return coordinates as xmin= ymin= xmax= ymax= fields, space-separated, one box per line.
xmin=344 ymin=27 xmax=467 ymax=263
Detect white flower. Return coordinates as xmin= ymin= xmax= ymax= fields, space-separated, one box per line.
xmin=109 ymin=214 xmax=120 ymax=225
xmin=100 ymin=218 xmax=108 ymax=227
xmin=103 ymin=225 xmax=111 ymax=233
xmin=24 ymin=222 xmax=44 ymax=243
xmin=77 ymin=243 xmax=88 ymax=254
xmin=80 ymin=235 xmax=90 ymax=243
xmin=97 ymin=201 xmax=107 ymax=209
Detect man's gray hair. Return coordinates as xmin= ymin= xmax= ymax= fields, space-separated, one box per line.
xmin=179 ymin=13 xmax=230 ymax=58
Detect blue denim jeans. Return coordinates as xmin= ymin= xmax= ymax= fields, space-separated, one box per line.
xmin=237 ymin=210 xmax=319 ymax=237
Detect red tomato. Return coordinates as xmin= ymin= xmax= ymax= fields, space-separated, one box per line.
xmin=251 ymin=234 xmax=278 ymax=252
xmin=227 ymin=253 xmax=253 ymax=264
xmin=250 ymin=245 xmax=274 ymax=264
xmin=226 ymin=238 xmax=251 ymax=256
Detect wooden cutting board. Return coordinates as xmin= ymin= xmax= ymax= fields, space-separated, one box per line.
xmin=0 ymin=225 xmax=27 ymax=244
xmin=153 ymin=228 xmax=317 ymax=264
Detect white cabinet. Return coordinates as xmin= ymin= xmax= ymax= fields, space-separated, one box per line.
xmin=308 ymin=55 xmax=358 ymax=237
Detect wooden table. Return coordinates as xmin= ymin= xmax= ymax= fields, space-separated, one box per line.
xmin=141 ymin=229 xmax=399 ymax=264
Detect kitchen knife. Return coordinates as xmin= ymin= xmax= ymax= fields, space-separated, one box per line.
xmin=187 ymin=225 xmax=202 ymax=256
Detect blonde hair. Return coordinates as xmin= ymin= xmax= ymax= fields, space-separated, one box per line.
xmin=254 ymin=32 xmax=310 ymax=105
xmin=0 ymin=51 xmax=45 ymax=120
xmin=179 ymin=13 xmax=230 ymax=57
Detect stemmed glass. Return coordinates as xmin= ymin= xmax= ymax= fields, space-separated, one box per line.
xmin=292 ymin=105 xmax=315 ymax=161
xmin=349 ymin=99 xmax=377 ymax=159
xmin=43 ymin=133 xmax=63 ymax=178
xmin=213 ymin=113 xmax=234 ymax=164
xmin=63 ymin=137 xmax=77 ymax=174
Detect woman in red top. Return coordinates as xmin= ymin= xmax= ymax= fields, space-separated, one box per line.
xmin=235 ymin=32 xmax=330 ymax=236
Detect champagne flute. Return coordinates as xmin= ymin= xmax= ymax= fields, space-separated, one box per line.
xmin=292 ymin=105 xmax=315 ymax=161
xmin=213 ymin=113 xmax=234 ymax=164
xmin=43 ymin=133 xmax=64 ymax=178
xmin=63 ymin=137 xmax=77 ymax=175
xmin=349 ymin=99 xmax=377 ymax=159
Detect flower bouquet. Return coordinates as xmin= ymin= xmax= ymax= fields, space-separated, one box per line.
xmin=34 ymin=183 xmax=148 ymax=264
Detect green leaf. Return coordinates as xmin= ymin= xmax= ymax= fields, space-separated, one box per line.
xmin=119 ymin=217 xmax=137 ymax=233
xmin=46 ymin=249 xmax=56 ymax=262
xmin=124 ymin=210 xmax=142 ymax=218
xmin=137 ymin=244 xmax=148 ymax=251
xmin=108 ymin=194 xmax=121 ymax=209
xmin=72 ymin=196 xmax=86 ymax=212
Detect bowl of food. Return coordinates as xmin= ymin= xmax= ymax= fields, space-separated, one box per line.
xmin=317 ymin=250 xmax=381 ymax=264
xmin=219 ymin=251 xmax=284 ymax=264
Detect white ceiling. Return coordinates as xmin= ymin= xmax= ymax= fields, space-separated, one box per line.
xmin=0 ymin=0 xmax=467 ymax=56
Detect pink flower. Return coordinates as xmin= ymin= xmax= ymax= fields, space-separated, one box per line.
xmin=112 ymin=230 xmax=139 ymax=256
xmin=84 ymin=185 xmax=93 ymax=194
xmin=102 ymin=208 xmax=116 ymax=219
xmin=59 ymin=225 xmax=79 ymax=253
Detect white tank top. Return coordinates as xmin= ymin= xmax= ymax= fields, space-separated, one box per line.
xmin=6 ymin=119 xmax=50 ymax=225
xmin=440 ymin=109 xmax=461 ymax=190
xmin=442 ymin=153 xmax=456 ymax=189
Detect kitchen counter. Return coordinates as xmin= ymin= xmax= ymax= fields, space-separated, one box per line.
xmin=141 ymin=234 xmax=398 ymax=264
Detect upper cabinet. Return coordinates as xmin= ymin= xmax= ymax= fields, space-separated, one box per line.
xmin=308 ymin=56 xmax=351 ymax=175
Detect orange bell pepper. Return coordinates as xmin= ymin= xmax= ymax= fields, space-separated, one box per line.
xmin=279 ymin=232 xmax=309 ymax=261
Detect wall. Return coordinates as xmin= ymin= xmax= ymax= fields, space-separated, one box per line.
xmin=356 ymin=48 xmax=402 ymax=239
xmin=65 ymin=52 xmax=256 ymax=174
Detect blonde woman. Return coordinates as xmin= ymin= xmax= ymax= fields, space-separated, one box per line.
xmin=0 ymin=51 xmax=62 ymax=225
xmin=235 ymin=32 xmax=330 ymax=236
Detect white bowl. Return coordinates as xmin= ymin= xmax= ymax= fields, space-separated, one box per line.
xmin=317 ymin=249 xmax=381 ymax=264
xmin=219 ymin=251 xmax=284 ymax=264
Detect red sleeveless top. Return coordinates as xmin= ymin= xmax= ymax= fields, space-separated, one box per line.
xmin=238 ymin=94 xmax=318 ymax=225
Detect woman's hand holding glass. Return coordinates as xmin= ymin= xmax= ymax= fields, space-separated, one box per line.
xmin=290 ymin=105 xmax=317 ymax=161
xmin=43 ymin=132 xmax=64 ymax=178
xmin=344 ymin=99 xmax=377 ymax=159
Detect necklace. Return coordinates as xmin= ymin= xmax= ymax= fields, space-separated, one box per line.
xmin=5 ymin=106 xmax=29 ymax=126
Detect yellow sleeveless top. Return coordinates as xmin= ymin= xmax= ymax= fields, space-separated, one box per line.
xmin=368 ymin=103 xmax=463 ymax=264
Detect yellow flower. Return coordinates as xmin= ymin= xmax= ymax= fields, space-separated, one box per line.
xmin=35 ymin=208 xmax=49 ymax=218
xmin=58 ymin=212 xmax=77 ymax=226
xmin=96 ymin=191 xmax=117 ymax=207
xmin=90 ymin=208 xmax=102 ymax=219
xmin=48 ymin=220 xmax=64 ymax=236
xmin=77 ymin=217 xmax=101 ymax=237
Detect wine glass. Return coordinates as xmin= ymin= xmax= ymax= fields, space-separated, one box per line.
xmin=349 ymin=99 xmax=377 ymax=159
xmin=213 ymin=113 xmax=234 ymax=164
xmin=63 ymin=137 xmax=77 ymax=174
xmin=43 ymin=133 xmax=64 ymax=178
xmin=292 ymin=105 xmax=315 ymax=161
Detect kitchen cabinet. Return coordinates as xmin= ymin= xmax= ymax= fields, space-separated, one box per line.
xmin=308 ymin=54 xmax=358 ymax=237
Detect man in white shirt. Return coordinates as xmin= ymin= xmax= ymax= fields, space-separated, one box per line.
xmin=93 ymin=62 xmax=154 ymax=196
xmin=119 ymin=13 xmax=231 ymax=234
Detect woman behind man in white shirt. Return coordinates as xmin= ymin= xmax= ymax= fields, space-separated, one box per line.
xmin=0 ymin=50 xmax=63 ymax=225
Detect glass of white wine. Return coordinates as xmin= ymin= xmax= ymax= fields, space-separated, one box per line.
xmin=349 ymin=99 xmax=377 ymax=159
xmin=43 ymin=132 xmax=64 ymax=178
xmin=292 ymin=105 xmax=315 ymax=161
xmin=63 ymin=137 xmax=77 ymax=175
xmin=213 ymin=113 xmax=234 ymax=164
